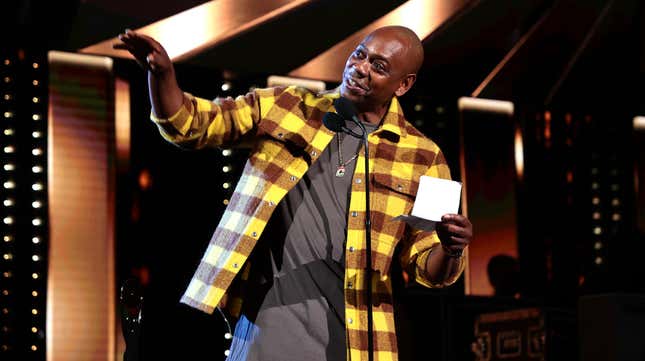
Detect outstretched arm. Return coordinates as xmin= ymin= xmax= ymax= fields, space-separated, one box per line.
xmin=113 ymin=30 xmax=183 ymax=118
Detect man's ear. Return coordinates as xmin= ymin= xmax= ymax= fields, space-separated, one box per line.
xmin=395 ymin=73 xmax=416 ymax=97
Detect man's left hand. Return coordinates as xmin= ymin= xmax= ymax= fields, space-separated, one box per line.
xmin=436 ymin=214 xmax=472 ymax=254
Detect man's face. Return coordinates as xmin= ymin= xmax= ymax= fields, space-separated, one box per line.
xmin=340 ymin=32 xmax=412 ymax=111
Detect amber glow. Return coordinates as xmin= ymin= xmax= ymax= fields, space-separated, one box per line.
xmin=290 ymin=0 xmax=470 ymax=81
xmin=514 ymin=127 xmax=524 ymax=181
xmin=81 ymin=0 xmax=311 ymax=62
xmin=634 ymin=116 xmax=645 ymax=130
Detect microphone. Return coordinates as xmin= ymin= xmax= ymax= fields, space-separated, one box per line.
xmin=328 ymin=96 xmax=375 ymax=361
xmin=333 ymin=97 xmax=361 ymax=126
xmin=322 ymin=111 xmax=345 ymax=133
xmin=322 ymin=108 xmax=363 ymax=138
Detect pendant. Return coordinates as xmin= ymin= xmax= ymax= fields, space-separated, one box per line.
xmin=335 ymin=165 xmax=346 ymax=177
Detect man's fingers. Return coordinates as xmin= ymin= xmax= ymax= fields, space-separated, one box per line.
xmin=438 ymin=223 xmax=470 ymax=237
xmin=447 ymin=236 xmax=469 ymax=246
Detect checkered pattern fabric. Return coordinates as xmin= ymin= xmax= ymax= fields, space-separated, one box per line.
xmin=151 ymin=86 xmax=465 ymax=361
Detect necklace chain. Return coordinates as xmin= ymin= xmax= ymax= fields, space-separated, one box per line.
xmin=336 ymin=134 xmax=359 ymax=177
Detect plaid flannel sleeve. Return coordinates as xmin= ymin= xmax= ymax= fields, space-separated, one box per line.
xmin=150 ymin=87 xmax=278 ymax=149
xmin=399 ymin=149 xmax=466 ymax=288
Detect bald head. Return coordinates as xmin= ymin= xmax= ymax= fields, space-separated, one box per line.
xmin=340 ymin=25 xmax=424 ymax=121
xmin=364 ymin=26 xmax=425 ymax=75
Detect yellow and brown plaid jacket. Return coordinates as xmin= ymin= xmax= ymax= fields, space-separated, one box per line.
xmin=151 ymin=85 xmax=465 ymax=361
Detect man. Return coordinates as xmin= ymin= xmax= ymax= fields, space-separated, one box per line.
xmin=115 ymin=25 xmax=473 ymax=361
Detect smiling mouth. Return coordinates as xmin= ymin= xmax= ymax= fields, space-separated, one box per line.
xmin=346 ymin=77 xmax=367 ymax=92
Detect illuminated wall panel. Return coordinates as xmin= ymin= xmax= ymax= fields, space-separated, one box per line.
xmin=47 ymin=51 xmax=116 ymax=361
xmin=458 ymin=97 xmax=517 ymax=296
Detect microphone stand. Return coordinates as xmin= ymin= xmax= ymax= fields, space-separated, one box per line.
xmin=348 ymin=118 xmax=374 ymax=361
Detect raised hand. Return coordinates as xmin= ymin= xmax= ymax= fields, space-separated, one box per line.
xmin=113 ymin=30 xmax=172 ymax=74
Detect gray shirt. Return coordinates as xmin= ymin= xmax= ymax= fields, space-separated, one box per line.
xmin=227 ymin=121 xmax=376 ymax=361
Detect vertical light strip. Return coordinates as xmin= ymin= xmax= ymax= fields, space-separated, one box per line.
xmin=458 ymin=97 xmax=516 ymax=296
xmin=47 ymin=51 xmax=115 ymax=361
xmin=113 ymin=77 xmax=131 ymax=360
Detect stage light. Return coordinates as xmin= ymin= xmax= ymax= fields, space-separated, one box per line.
xmin=3 ymin=181 xmax=15 ymax=189
xmin=3 ymin=253 xmax=12 ymax=260
xmin=4 ymin=77 xmax=10 ymax=83
xmin=222 ymin=183 xmax=230 ymax=189
xmin=32 ymin=80 xmax=39 ymax=86
xmin=4 ymin=128 xmax=14 ymax=135
xmin=4 ymin=164 xmax=15 ymax=171
xmin=32 ymin=237 xmax=40 ymax=244
xmin=4 ymin=94 xmax=12 ymax=100
xmin=4 ymin=146 xmax=15 ymax=153
xmin=32 ymin=97 xmax=39 ymax=103
xmin=32 ymin=62 xmax=39 ymax=69
xmin=32 ymin=218 xmax=42 ymax=226
xmin=593 ymin=227 xmax=602 ymax=235
xmin=3 ymin=199 xmax=14 ymax=207
xmin=32 ymin=183 xmax=43 ymax=191
xmin=32 ymin=273 xmax=39 ymax=279
xmin=32 ymin=291 xmax=38 ymax=297
xmin=3 ymin=235 xmax=12 ymax=242
xmin=222 ymin=149 xmax=232 ymax=156
xmin=32 ymin=201 xmax=42 ymax=208
xmin=32 ymin=148 xmax=43 ymax=156
xmin=222 ymin=165 xmax=231 ymax=173
xmin=3 ymin=112 xmax=12 ymax=118
xmin=594 ymin=257 xmax=603 ymax=265
xmin=611 ymin=198 xmax=620 ymax=206
xmin=32 ymin=114 xmax=41 ymax=121
xmin=3 ymin=217 xmax=14 ymax=224
xmin=32 ymin=255 xmax=40 ymax=262
xmin=612 ymin=213 xmax=621 ymax=221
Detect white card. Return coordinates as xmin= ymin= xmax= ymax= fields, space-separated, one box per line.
xmin=393 ymin=176 xmax=462 ymax=231
xmin=412 ymin=176 xmax=462 ymax=221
